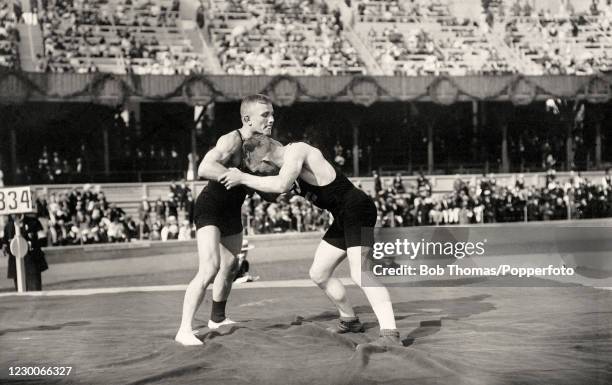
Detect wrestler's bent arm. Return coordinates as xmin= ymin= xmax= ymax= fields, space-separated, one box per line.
xmin=198 ymin=134 xmax=241 ymax=181
xmin=235 ymin=151 xmax=303 ymax=193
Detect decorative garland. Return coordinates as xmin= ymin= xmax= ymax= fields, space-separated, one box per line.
xmin=0 ymin=70 xmax=610 ymax=107
xmin=88 ymin=73 xmax=133 ymax=107
xmin=180 ymin=74 xmax=224 ymax=106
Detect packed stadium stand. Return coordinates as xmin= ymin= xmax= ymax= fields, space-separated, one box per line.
xmin=35 ymin=0 xmax=212 ymax=74
xmin=0 ymin=0 xmax=20 ymax=69
xmin=0 ymin=0 xmax=610 ymax=75
xmin=206 ymin=0 xmax=367 ymax=75
xmin=503 ymin=2 xmax=612 ymax=75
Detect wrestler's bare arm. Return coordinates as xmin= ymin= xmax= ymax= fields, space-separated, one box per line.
xmin=240 ymin=146 xmax=306 ymax=193
xmin=198 ymin=133 xmax=242 ymax=181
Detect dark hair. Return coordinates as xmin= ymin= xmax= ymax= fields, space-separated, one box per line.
xmin=242 ymin=134 xmax=281 ymax=172
xmin=243 ymin=133 xmax=270 ymax=152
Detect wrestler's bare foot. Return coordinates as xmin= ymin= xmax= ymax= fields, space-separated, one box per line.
xmin=175 ymin=329 xmax=203 ymax=346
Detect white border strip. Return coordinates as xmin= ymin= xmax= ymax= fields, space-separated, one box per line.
xmin=0 ymin=278 xmax=355 ymax=297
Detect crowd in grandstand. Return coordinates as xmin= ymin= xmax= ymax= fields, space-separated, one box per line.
xmin=1 ymin=0 xmax=611 ymax=75
xmin=35 ymin=0 xmax=205 ymax=74
xmin=2 ymin=168 xmax=611 ymax=248
xmin=373 ymin=170 xmax=612 ymax=226
xmin=39 ymin=186 xmax=137 ymax=245
xmin=135 ymin=180 xmax=195 ymax=242
xmin=502 ymin=0 xmax=612 ymax=75
xmin=0 ymin=181 xmax=196 ymax=247
xmin=15 ymin=145 xmax=190 ymax=185
xmin=0 ymin=0 xmax=20 ymax=69
xmin=211 ymin=0 xmax=364 ymax=75
xmin=242 ymin=193 xmax=332 ymax=234
xmin=15 ymin=148 xmax=87 ymax=185
xmin=243 ymin=169 xmax=612 ymax=230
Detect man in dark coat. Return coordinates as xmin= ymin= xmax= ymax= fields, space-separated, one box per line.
xmin=1 ymin=214 xmax=48 ymax=291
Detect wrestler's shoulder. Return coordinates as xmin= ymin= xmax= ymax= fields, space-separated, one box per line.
xmin=214 ymin=130 xmax=242 ymax=151
xmin=217 ymin=130 xmax=242 ymax=144
xmin=287 ymin=142 xmax=312 ymax=154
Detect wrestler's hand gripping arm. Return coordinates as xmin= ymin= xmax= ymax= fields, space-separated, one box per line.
xmin=220 ymin=149 xmax=303 ymax=193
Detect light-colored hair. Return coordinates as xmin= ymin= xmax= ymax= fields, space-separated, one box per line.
xmin=240 ymin=94 xmax=272 ymax=119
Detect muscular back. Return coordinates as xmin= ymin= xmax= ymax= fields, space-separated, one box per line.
xmin=286 ymin=143 xmax=336 ymax=187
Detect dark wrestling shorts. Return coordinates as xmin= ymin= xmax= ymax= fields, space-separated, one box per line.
xmin=194 ymin=181 xmax=247 ymax=237
xmin=323 ymin=188 xmax=377 ymax=250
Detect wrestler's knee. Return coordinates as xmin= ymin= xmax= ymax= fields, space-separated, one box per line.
xmin=191 ymin=268 xmax=217 ymax=287
xmin=309 ymin=267 xmax=331 ymax=287
xmin=218 ymin=257 xmax=238 ymax=277
xmin=196 ymin=258 xmax=220 ymax=282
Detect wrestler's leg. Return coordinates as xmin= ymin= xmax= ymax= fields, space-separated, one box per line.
xmin=309 ymin=240 xmax=356 ymax=318
xmin=208 ymin=232 xmax=241 ymax=325
xmin=175 ymin=226 xmax=221 ymax=345
xmin=346 ymin=245 xmax=397 ymax=330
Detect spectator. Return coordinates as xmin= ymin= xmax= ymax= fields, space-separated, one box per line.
xmin=154 ymin=197 xmax=166 ymax=222
xmin=372 ymin=170 xmax=382 ymax=195
xmin=167 ymin=193 xmax=178 ymax=218
xmin=2 ymin=214 xmax=48 ymax=291
xmin=178 ymin=220 xmax=192 ymax=240
xmin=392 ymin=172 xmax=405 ymax=193
xmin=196 ymin=1 xmax=205 ymax=29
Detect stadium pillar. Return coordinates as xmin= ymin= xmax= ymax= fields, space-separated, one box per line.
xmin=10 ymin=126 xmax=17 ymax=182
xmin=565 ymin=122 xmax=573 ymax=171
xmin=500 ymin=104 xmax=510 ymax=173
xmin=472 ymin=101 xmax=479 ymax=134
xmin=595 ymin=120 xmax=602 ymax=168
xmin=3 ymin=105 xmax=21 ymax=184
xmin=103 ymin=126 xmax=110 ymax=177
xmin=352 ymin=123 xmax=359 ymax=177
xmin=346 ymin=105 xmax=364 ymax=177
xmin=591 ymin=104 xmax=604 ymax=169
xmin=128 ymin=102 xmax=142 ymax=137
xmin=501 ymin=121 xmax=509 ymax=173
xmin=427 ymin=122 xmax=434 ymax=174
xmin=190 ymin=121 xmax=197 ymax=191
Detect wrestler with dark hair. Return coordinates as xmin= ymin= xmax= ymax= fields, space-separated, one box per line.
xmin=220 ymin=134 xmax=401 ymax=347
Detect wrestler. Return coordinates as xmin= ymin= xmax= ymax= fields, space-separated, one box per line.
xmin=175 ymin=95 xmax=274 ymax=346
xmin=220 ymin=135 xmax=401 ymax=347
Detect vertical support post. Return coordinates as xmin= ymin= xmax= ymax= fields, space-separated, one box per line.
xmin=103 ymin=126 xmax=110 ymax=177
xmin=346 ymin=105 xmax=364 ymax=177
xmin=595 ymin=117 xmax=602 ymax=169
xmin=130 ymin=101 xmax=142 ymax=138
xmin=472 ymin=101 xmax=479 ymax=134
xmin=352 ymin=123 xmax=359 ymax=177
xmin=566 ymin=122 xmax=573 ymax=171
xmin=427 ymin=122 xmax=434 ymax=174
xmin=501 ymin=114 xmax=509 ymax=173
xmin=10 ymin=127 xmax=17 ymax=183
